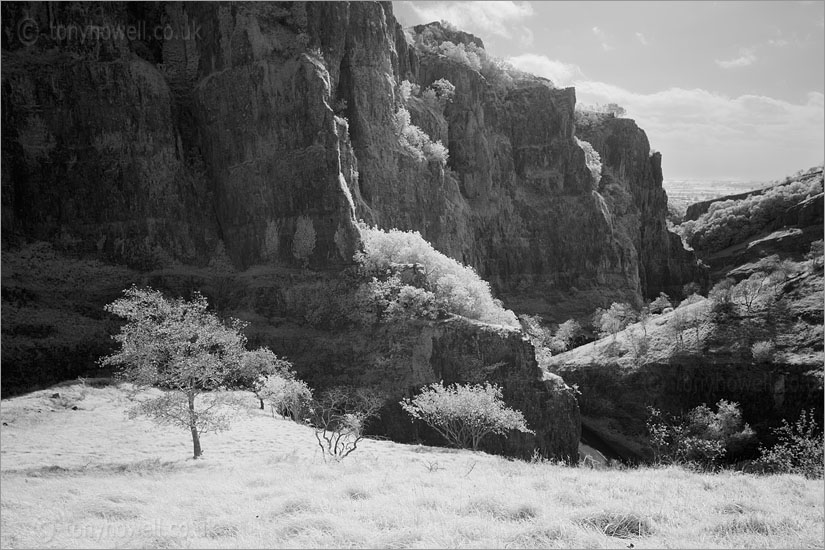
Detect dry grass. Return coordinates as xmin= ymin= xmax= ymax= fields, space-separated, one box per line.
xmin=1 ymin=383 xmax=823 ymax=549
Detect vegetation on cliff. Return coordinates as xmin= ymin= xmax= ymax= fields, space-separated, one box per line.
xmin=675 ymin=166 xmax=823 ymax=254
xmin=357 ymin=224 xmax=519 ymax=327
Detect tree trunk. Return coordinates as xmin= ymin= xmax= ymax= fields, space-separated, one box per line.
xmin=259 ymin=398 xmax=264 ymax=410
xmin=188 ymin=391 xmax=202 ymax=459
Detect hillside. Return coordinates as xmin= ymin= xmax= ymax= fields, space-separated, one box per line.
xmin=2 ymin=382 xmax=822 ymax=549
xmin=547 ymin=233 xmax=823 ymax=461
xmin=675 ymin=166 xmax=823 ymax=280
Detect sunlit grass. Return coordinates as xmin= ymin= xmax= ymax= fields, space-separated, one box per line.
xmin=1 ymin=383 xmax=822 ymax=548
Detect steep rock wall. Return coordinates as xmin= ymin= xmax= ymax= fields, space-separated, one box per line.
xmin=576 ymin=113 xmax=707 ymax=299
xmin=2 ymin=2 xmax=361 ymax=270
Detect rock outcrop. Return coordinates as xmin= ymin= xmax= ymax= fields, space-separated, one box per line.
xmin=575 ymin=113 xmax=708 ymax=299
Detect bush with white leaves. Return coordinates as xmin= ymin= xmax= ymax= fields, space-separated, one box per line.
xmin=400 ymin=382 xmax=533 ymax=450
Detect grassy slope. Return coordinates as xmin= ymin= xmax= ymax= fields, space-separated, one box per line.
xmin=1 ymin=383 xmax=823 ymax=549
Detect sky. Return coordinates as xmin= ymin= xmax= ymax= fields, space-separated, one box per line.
xmin=393 ymin=1 xmax=825 ymax=182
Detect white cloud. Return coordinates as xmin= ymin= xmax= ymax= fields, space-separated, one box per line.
xmin=715 ymin=48 xmax=757 ymax=68
xmin=573 ymin=81 xmax=824 ymax=180
xmin=635 ymin=32 xmax=648 ymax=46
xmin=768 ymin=38 xmax=789 ymax=47
xmin=504 ymin=53 xmax=824 ymax=179
xmin=404 ymin=1 xmax=534 ymax=41
xmin=592 ymin=26 xmax=613 ymax=51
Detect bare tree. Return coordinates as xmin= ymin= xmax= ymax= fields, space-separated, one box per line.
xmin=310 ymin=387 xmax=383 ymax=461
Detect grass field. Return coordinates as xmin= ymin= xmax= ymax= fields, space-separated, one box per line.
xmin=1 ymin=382 xmax=823 ymax=549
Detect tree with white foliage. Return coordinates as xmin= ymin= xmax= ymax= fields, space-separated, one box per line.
xmin=100 ymin=286 xmax=248 ymax=458
xmin=401 ymin=382 xmax=533 ymax=451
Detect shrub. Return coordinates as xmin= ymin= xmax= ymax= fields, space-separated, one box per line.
xmin=228 ymin=348 xmax=293 ymax=409
xmin=625 ymin=326 xmax=649 ymax=363
xmin=393 ymin=107 xmax=449 ymax=165
xmin=678 ymin=293 xmax=704 ymax=308
xmin=356 ymin=224 xmax=518 ymax=326
xmin=576 ymin=103 xmax=626 ymax=117
xmin=260 ymin=373 xmax=313 ymax=422
xmin=555 ymin=319 xmax=584 ymax=351
xmin=575 ymin=137 xmax=602 ymax=188
xmin=400 ymin=382 xmax=534 ymax=450
xmin=310 ymin=386 xmax=383 ymax=461
xmin=756 ymin=409 xmax=824 ymax=479
xmin=428 ymin=78 xmax=455 ymax=105
xmin=437 ymin=40 xmax=482 ymax=70
xmin=805 ymin=239 xmax=824 ymax=272
xmin=384 ymin=285 xmax=440 ymax=320
xmin=646 ymin=401 xmax=757 ymax=468
xmin=399 ymin=79 xmax=420 ymax=102
xmin=708 ymin=279 xmax=737 ymax=317
xmin=594 ymin=302 xmax=637 ymax=341
xmin=682 ymin=281 xmax=702 ymax=297
xmin=519 ymin=314 xmax=555 ymax=360
xmin=649 ymin=292 xmax=672 ymax=314
xmin=751 ymin=340 xmax=776 ymax=363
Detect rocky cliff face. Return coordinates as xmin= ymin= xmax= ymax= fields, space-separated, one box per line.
xmin=2 ymin=2 xmax=361 ymax=270
xmin=2 ymin=3 xmax=700 ymax=312
xmin=576 ymin=113 xmax=708 ymax=299
xmin=2 ymin=2 xmax=701 ymax=459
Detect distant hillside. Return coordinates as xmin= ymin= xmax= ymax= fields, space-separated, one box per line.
xmin=674 ymin=166 xmax=823 ymax=280
xmin=664 ymin=179 xmax=768 ymax=214
xmin=683 ymin=166 xmax=823 ymax=222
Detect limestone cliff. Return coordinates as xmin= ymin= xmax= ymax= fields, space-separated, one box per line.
xmin=2 ymin=2 xmax=361 ymax=270
xmin=575 ymin=112 xmax=708 ymax=298
xmin=2 ymin=1 xmax=701 ymax=459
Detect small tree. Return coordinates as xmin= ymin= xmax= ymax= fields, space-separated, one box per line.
xmin=400 ymin=382 xmax=534 ymax=451
xmin=649 ymin=292 xmax=672 ymax=314
xmin=228 ymin=347 xmax=293 ymax=409
xmin=757 ymin=409 xmax=824 ymax=479
xmin=646 ymin=400 xmax=756 ymax=467
xmin=605 ymin=103 xmax=626 ymax=117
xmin=596 ymin=302 xmax=637 ymax=341
xmin=555 ymin=319 xmax=584 ymax=351
xmin=100 ymin=286 xmax=248 ymax=459
xmin=682 ymin=282 xmax=701 ymax=297
xmin=669 ymin=308 xmax=687 ymax=350
xmin=637 ymin=307 xmax=650 ymax=338
xmin=708 ymin=278 xmax=737 ymax=317
xmin=625 ymin=325 xmax=648 ymax=364
xmin=293 ymin=215 xmax=316 ymax=267
xmin=429 ymin=78 xmax=455 ymax=105
xmin=751 ymin=340 xmax=776 ymax=363
xmin=260 ymin=373 xmax=313 ymax=422
xmin=310 ymin=386 xmax=383 ymax=461
xmin=805 ymin=240 xmax=823 ymax=272
xmin=732 ymin=272 xmax=770 ymax=314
